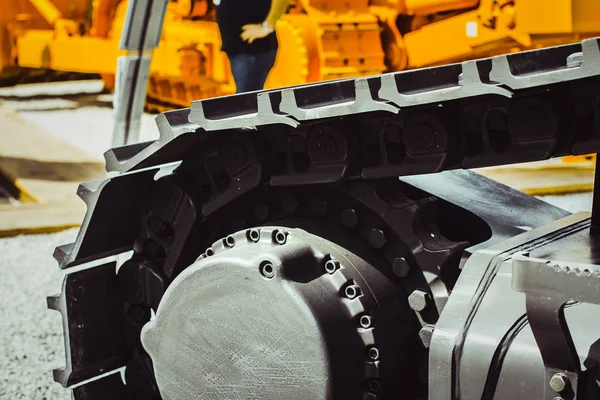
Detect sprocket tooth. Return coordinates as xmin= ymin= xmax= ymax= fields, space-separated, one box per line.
xmin=581 ymin=37 xmax=600 ymax=65
xmin=76 ymin=179 xmax=105 ymax=203
xmin=156 ymin=108 xmax=200 ymax=139
xmin=49 ymin=262 xmax=130 ymax=388
xmin=379 ymin=59 xmax=512 ymax=109
xmin=59 ymin=37 xmax=600 ymax=178
xmin=189 ymin=90 xmax=297 ymax=131
xmin=107 ymin=108 xmax=203 ymax=174
xmin=490 ymin=37 xmax=600 ymax=89
xmin=279 ymin=77 xmax=397 ymax=121
xmin=46 ymin=294 xmax=60 ymax=311
xmin=53 ymin=243 xmax=75 ymax=265
xmin=47 ymin=288 xmax=70 ymax=387
xmin=104 ymin=140 xmax=155 ymax=173
xmin=55 ymin=179 xmax=109 ymax=269
xmin=58 ymin=167 xmax=163 ymax=269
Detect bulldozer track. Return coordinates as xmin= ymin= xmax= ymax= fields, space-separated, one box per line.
xmin=48 ymin=38 xmax=600 ymax=398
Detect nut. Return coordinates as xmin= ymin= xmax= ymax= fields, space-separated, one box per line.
xmin=408 ymin=290 xmax=430 ymax=312
xmin=224 ymin=235 xmax=235 ymax=248
xmin=368 ymin=347 xmax=380 ymax=361
xmin=344 ymin=284 xmax=361 ymax=299
xmin=247 ymin=229 xmax=260 ymax=242
xmin=359 ymin=315 xmax=373 ymax=329
xmin=273 ymin=230 xmax=288 ymax=245
xmin=325 ymin=259 xmax=339 ymax=274
xmin=260 ymin=262 xmax=275 ymax=279
xmin=549 ymin=373 xmax=569 ymax=393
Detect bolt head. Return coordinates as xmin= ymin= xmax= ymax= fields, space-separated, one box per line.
xmin=392 ymin=257 xmax=410 ymax=277
xmin=408 ymin=290 xmax=430 ymax=312
xmin=341 ymin=209 xmax=358 ymax=228
xmin=550 ymin=373 xmax=569 ymax=393
xmin=419 ymin=324 xmax=435 ymax=348
xmin=369 ymin=229 xmax=386 ymax=249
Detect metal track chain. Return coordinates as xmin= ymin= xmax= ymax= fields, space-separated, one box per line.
xmin=48 ymin=37 xmax=600 ymax=399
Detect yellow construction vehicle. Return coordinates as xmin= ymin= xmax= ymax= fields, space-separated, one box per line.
xmin=1 ymin=0 xmax=599 ymax=110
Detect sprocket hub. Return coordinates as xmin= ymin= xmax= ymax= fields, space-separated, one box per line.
xmin=141 ymin=227 xmax=421 ymax=399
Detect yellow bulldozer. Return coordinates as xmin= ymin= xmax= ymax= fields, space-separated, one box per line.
xmin=1 ymin=0 xmax=599 ymax=111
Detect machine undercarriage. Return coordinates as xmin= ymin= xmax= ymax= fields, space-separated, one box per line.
xmin=49 ymin=37 xmax=600 ymax=399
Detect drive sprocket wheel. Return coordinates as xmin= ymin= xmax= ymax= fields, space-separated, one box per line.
xmin=141 ymin=226 xmax=421 ymax=399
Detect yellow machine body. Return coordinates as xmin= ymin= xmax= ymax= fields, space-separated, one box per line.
xmin=1 ymin=0 xmax=599 ymax=109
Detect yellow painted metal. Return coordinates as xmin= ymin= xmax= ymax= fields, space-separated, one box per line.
xmin=402 ymin=0 xmax=600 ymax=68
xmin=265 ymin=17 xmax=312 ymax=89
xmin=573 ymin=0 xmax=600 ymax=31
xmin=516 ymin=0 xmax=573 ymax=34
xmin=27 ymin=0 xmax=63 ymax=26
xmin=404 ymin=0 xmax=478 ymax=15
xmin=403 ymin=8 xmax=520 ymax=67
xmin=90 ymin=0 xmax=121 ymax=38
xmin=17 ymin=31 xmax=120 ymax=73
xmin=2 ymin=0 xmax=600 ymax=109
xmin=1 ymin=0 xmax=599 ymax=194
xmin=562 ymin=154 xmax=596 ymax=164
xmin=295 ymin=0 xmax=388 ymax=81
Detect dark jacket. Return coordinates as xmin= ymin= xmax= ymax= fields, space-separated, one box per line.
xmin=216 ymin=0 xmax=278 ymax=56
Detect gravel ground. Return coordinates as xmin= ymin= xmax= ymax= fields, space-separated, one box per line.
xmin=0 ymin=81 xmax=594 ymax=399
xmin=0 ymin=230 xmax=77 ymax=400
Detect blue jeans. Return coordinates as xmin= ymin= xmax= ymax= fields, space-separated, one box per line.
xmin=228 ymin=50 xmax=277 ymax=94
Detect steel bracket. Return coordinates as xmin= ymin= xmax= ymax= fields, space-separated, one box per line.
xmin=512 ymin=255 xmax=600 ymax=400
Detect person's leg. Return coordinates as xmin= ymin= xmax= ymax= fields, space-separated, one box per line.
xmin=244 ymin=49 xmax=278 ymax=92
xmin=228 ymin=53 xmax=252 ymax=94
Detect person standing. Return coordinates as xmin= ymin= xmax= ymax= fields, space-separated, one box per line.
xmin=216 ymin=0 xmax=291 ymax=94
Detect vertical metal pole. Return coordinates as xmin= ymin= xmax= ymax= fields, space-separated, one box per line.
xmin=111 ymin=0 xmax=169 ymax=147
xmin=591 ymin=154 xmax=600 ymax=233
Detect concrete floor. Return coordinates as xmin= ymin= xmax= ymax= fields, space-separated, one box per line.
xmin=0 ymin=81 xmax=594 ymax=399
